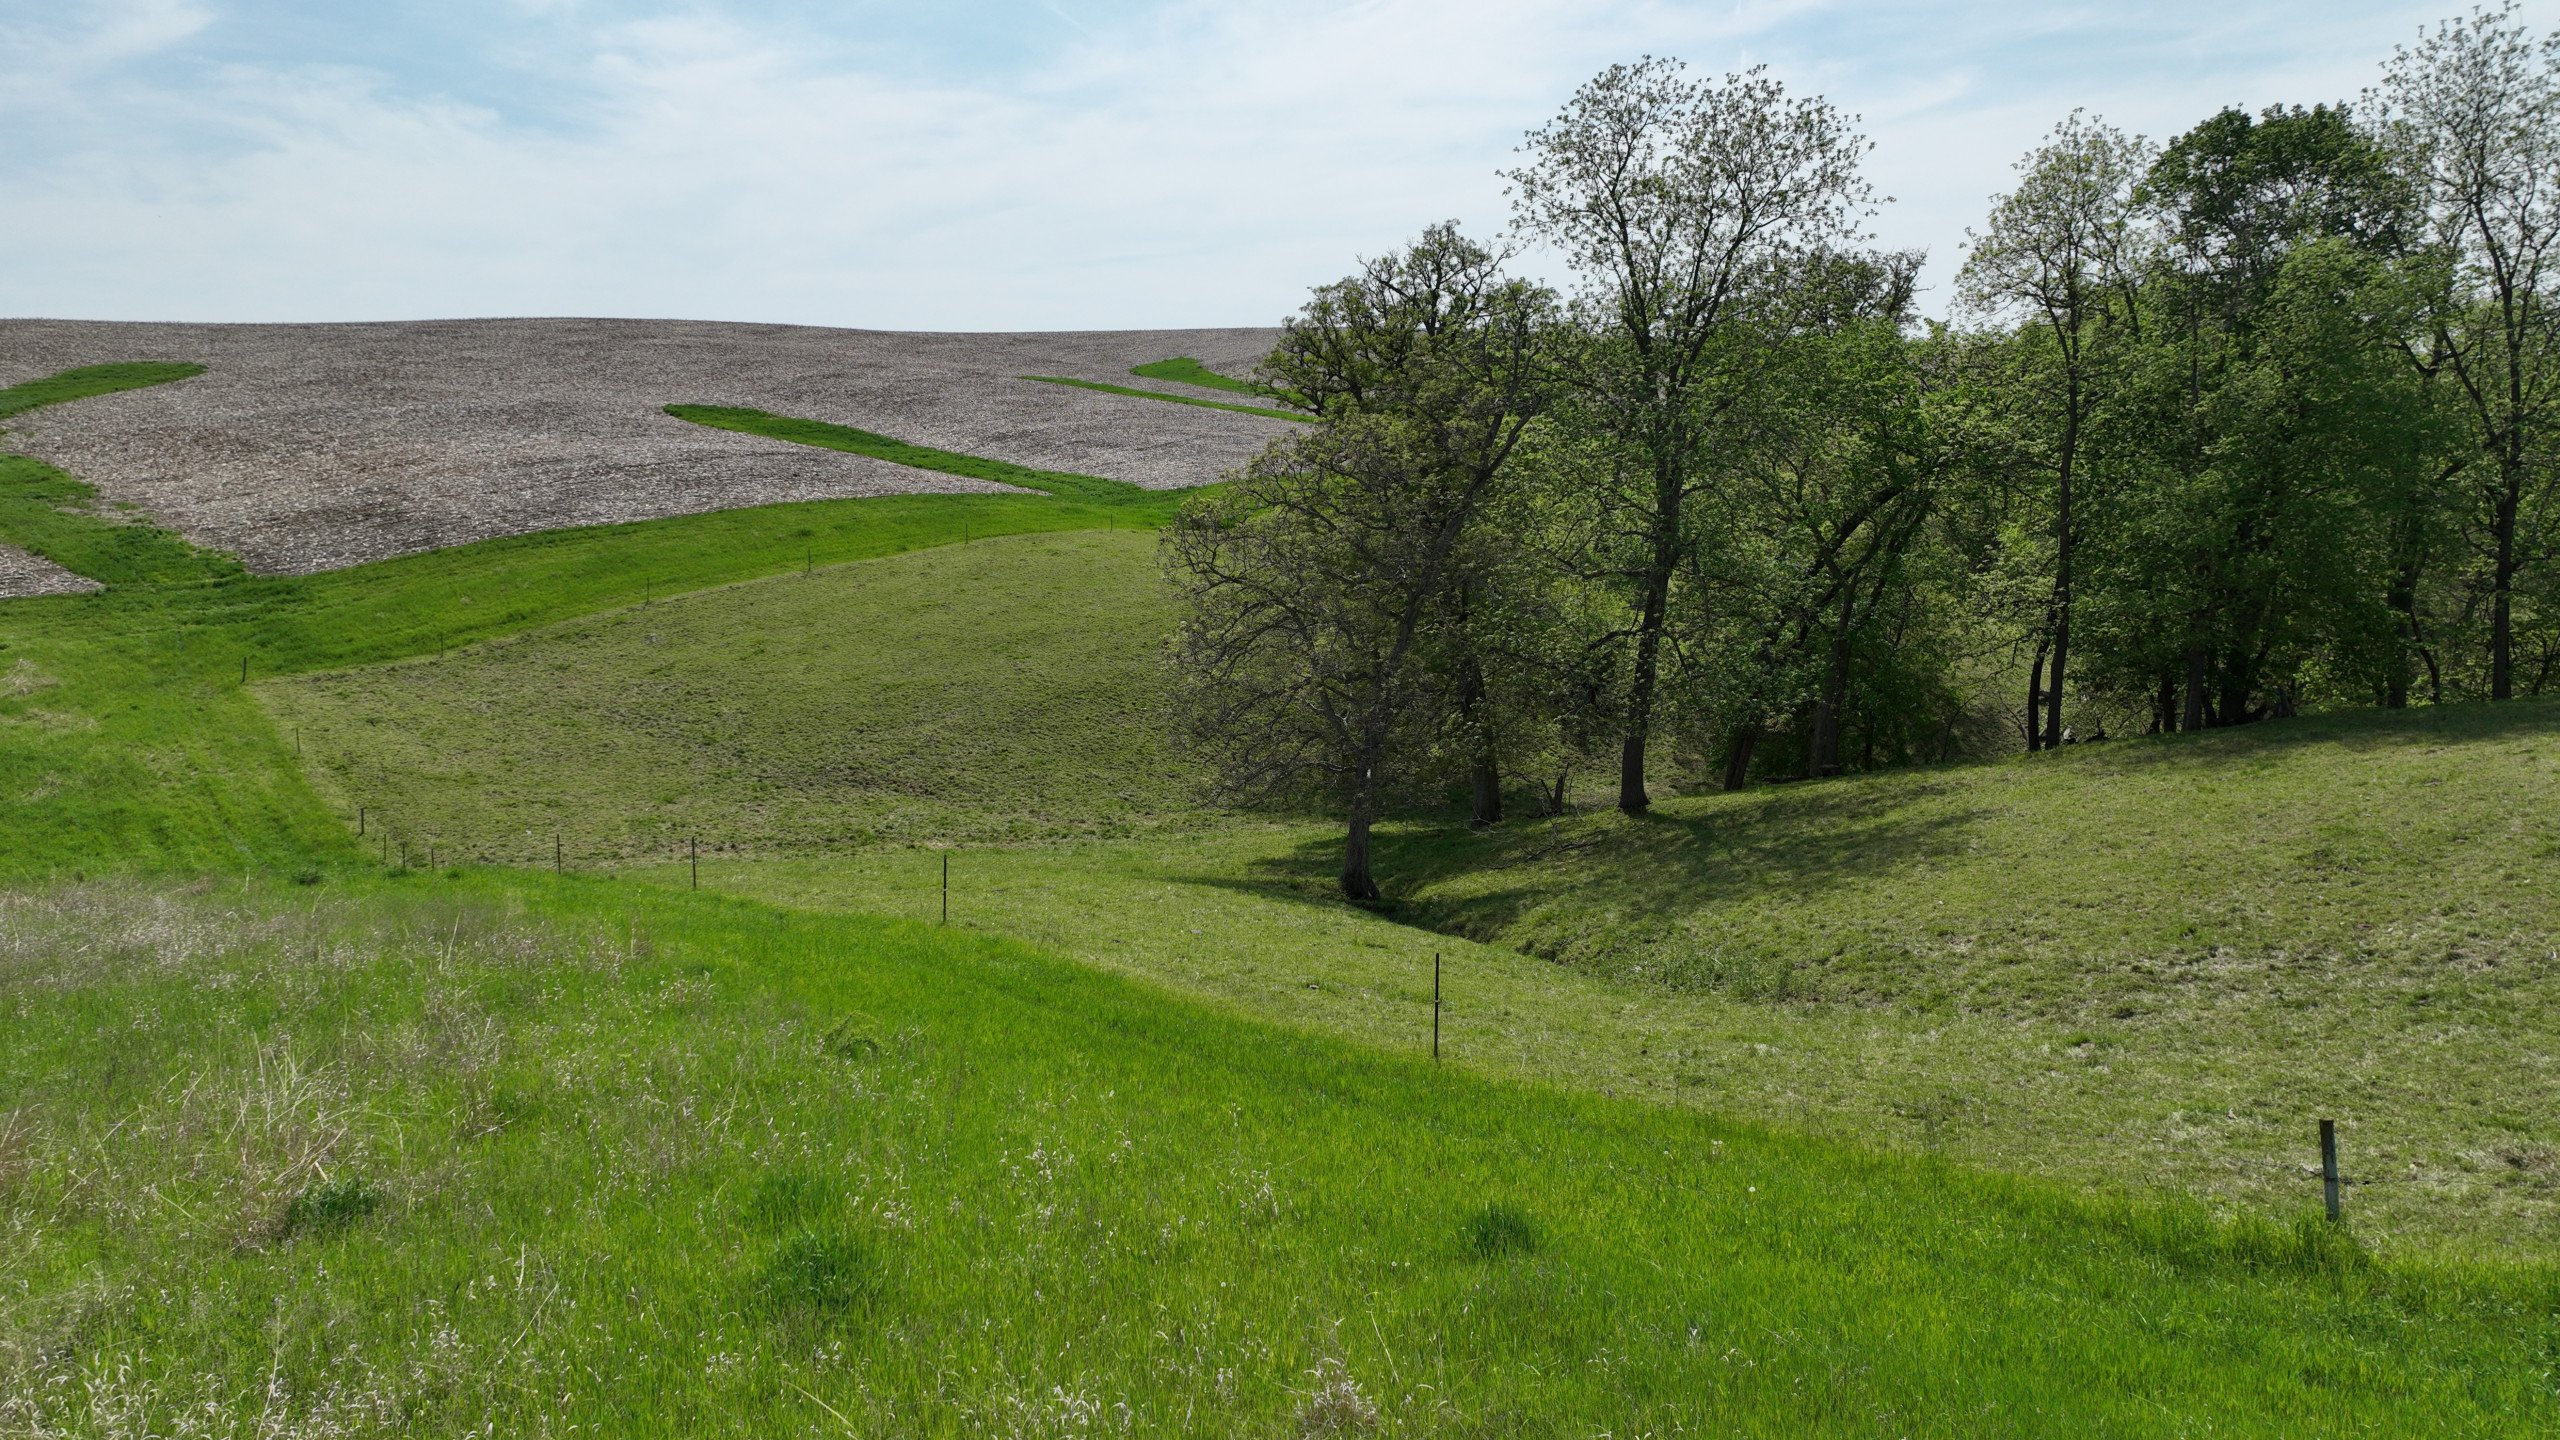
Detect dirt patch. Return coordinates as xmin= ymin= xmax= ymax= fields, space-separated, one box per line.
xmin=0 ymin=318 xmax=1285 ymax=575
xmin=0 ymin=543 xmax=101 ymax=600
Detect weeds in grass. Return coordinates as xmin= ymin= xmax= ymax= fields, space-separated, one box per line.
xmin=1465 ymin=1202 xmax=1539 ymax=1259
xmin=1292 ymin=1358 xmax=1381 ymax=1434
xmin=757 ymin=1230 xmax=884 ymax=1314
xmin=283 ymin=1174 xmax=384 ymax=1238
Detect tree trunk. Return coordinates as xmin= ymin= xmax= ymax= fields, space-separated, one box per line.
xmin=1618 ymin=459 xmax=1686 ymax=815
xmin=2385 ymin=559 xmax=2422 ymax=710
xmin=1720 ymin=726 xmax=1758 ymax=792
xmin=2153 ymin=675 xmax=2178 ymax=734
xmin=1807 ymin=630 xmax=1851 ymax=778
xmin=2182 ymin=645 xmax=2208 ymax=732
xmin=1340 ymin=789 xmax=1381 ymax=902
xmin=1619 ymin=567 xmax=1671 ymax=814
xmin=1457 ymin=649 xmax=1501 ymax=825
xmin=2492 ymin=460 xmax=2521 ymax=701
xmin=2044 ymin=408 xmax=2078 ymax=750
xmin=2024 ymin=639 xmax=2048 ymax=752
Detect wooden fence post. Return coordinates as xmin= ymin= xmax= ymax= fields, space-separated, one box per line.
xmin=2320 ymin=1119 xmax=2342 ymax=1222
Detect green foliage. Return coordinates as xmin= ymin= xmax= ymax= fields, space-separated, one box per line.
xmin=663 ymin=403 xmax=1145 ymax=502
xmin=0 ymin=361 xmax=204 ymax=422
xmin=1166 ymin=223 xmax=1556 ymax=898
xmin=2 ymin=875 xmax=2550 ymax=1434
xmin=1023 ymin=373 xmax=1310 ymax=422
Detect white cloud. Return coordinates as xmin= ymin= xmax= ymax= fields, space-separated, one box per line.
xmin=1 ymin=0 xmax=2553 ymax=328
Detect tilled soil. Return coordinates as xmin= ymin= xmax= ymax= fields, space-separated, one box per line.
xmin=0 ymin=543 xmax=100 ymax=599
xmin=0 ymin=317 xmax=1285 ymax=576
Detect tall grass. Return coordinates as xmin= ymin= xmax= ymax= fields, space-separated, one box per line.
xmin=2 ymin=874 xmax=2551 ymax=1437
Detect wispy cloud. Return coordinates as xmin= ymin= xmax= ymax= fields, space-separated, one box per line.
xmin=0 ymin=0 xmax=2544 ymax=328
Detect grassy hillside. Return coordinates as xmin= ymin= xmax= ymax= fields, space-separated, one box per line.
xmin=258 ymin=522 xmax=2560 ymax=1250
xmin=1379 ymin=701 xmax=2560 ymax=1016
xmin=11 ymin=353 xmax=2560 ymax=1427
xmin=4 ymin=872 xmax=2552 ymax=1437
xmin=264 ymin=531 xmax=1204 ymax=861
xmin=0 ymin=353 xmax=1187 ymax=880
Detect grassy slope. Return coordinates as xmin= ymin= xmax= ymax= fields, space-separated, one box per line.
xmin=263 ymin=531 xmax=1201 ymax=860
xmin=4 ymin=874 xmax=2549 ymax=1438
xmin=272 ymin=527 xmax=2560 ymax=1250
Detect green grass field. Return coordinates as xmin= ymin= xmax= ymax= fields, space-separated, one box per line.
xmin=263 ymin=531 xmax=1201 ymax=861
xmin=6 ymin=873 xmax=2552 ymax=1437
xmin=267 ymin=519 xmax=2560 ymax=1253
xmin=8 ymin=360 xmax=2560 ymax=1432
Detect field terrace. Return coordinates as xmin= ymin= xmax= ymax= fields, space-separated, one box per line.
xmin=0 ymin=318 xmax=1284 ymax=584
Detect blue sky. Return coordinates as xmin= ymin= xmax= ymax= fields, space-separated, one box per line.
xmin=3 ymin=0 xmax=2550 ymax=329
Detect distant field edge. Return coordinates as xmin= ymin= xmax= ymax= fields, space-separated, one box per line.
xmin=665 ymin=403 xmax=1150 ymax=502
xmin=1023 ymin=374 xmax=1311 ymax=423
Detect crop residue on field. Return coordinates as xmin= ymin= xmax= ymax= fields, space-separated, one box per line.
xmin=0 ymin=318 xmax=1287 ymax=574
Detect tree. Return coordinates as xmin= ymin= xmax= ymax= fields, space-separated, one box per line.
xmin=1509 ymin=58 xmax=1876 ymax=813
xmin=2374 ymin=2 xmax=2560 ymax=699
xmin=2096 ymin=105 xmax=2434 ymax=728
xmin=1165 ymin=225 xmax=1554 ymax=901
xmin=1956 ymin=113 xmax=2150 ymax=751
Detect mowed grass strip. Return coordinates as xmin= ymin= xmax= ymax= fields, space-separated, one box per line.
xmin=263 ymin=530 xmax=1205 ymax=861
xmin=1 ymin=872 xmax=2551 ymax=1437
xmin=1022 ymin=374 xmax=1311 ymax=423
xmin=0 ymin=361 xmax=204 ymax=422
xmin=665 ymin=403 xmax=1148 ymax=501
xmin=0 ymin=364 xmax=235 ymax=588
xmin=1132 ymin=355 xmax=1275 ymax=397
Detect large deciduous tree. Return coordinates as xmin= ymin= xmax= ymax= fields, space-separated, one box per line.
xmin=1956 ymin=112 xmax=2150 ymax=751
xmin=2375 ymin=2 xmax=2560 ymax=699
xmin=1508 ymin=59 xmax=1876 ymax=813
xmin=1165 ymin=224 xmax=1554 ymax=901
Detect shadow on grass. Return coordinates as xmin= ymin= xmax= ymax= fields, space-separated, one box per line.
xmin=1164 ymin=779 xmax=1986 ymax=953
xmin=1148 ymin=700 xmax=2560 ymax=963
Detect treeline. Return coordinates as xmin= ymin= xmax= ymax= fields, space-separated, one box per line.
xmin=1169 ymin=8 xmax=2560 ymax=899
